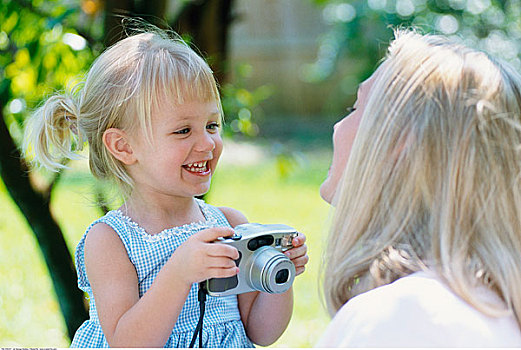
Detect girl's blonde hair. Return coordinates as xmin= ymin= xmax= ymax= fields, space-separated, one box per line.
xmin=324 ymin=29 xmax=521 ymax=327
xmin=23 ymin=28 xmax=221 ymax=197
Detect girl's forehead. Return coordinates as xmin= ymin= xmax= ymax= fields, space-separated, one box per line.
xmin=153 ymin=99 xmax=221 ymax=120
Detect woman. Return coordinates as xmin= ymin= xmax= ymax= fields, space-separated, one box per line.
xmin=317 ymin=30 xmax=521 ymax=346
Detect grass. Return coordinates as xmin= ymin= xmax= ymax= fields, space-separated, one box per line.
xmin=0 ymin=141 xmax=333 ymax=347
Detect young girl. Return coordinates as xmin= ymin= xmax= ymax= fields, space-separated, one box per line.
xmin=24 ymin=29 xmax=308 ymax=348
xmin=318 ymin=30 xmax=521 ymax=346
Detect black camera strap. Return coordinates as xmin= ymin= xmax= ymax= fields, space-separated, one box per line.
xmin=189 ymin=282 xmax=207 ymax=348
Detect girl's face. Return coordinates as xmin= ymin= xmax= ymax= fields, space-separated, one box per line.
xmin=129 ymin=99 xmax=223 ymax=201
xmin=320 ymin=73 xmax=377 ymax=204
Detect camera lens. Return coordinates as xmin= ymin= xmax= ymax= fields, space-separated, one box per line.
xmin=275 ymin=269 xmax=289 ymax=284
xmin=247 ymin=246 xmax=295 ymax=294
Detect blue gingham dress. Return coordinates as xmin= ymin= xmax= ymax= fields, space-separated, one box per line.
xmin=71 ymin=199 xmax=254 ymax=348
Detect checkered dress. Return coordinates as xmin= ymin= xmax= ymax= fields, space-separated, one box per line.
xmin=71 ymin=199 xmax=254 ymax=348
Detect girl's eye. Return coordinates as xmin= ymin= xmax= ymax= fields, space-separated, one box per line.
xmin=174 ymin=128 xmax=190 ymax=135
xmin=207 ymin=122 xmax=220 ymax=131
xmin=346 ymin=107 xmax=357 ymax=114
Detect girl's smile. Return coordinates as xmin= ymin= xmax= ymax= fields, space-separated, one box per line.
xmin=182 ymin=160 xmax=211 ymax=175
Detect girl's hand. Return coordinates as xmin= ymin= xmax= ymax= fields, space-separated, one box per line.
xmin=172 ymin=226 xmax=240 ymax=285
xmin=284 ymin=232 xmax=309 ymax=276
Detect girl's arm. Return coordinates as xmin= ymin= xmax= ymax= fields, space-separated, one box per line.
xmin=84 ymin=222 xmax=239 ymax=347
xmin=219 ymin=207 xmax=309 ymax=346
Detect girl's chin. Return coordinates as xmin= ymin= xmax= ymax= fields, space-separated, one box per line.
xmin=192 ymin=181 xmax=212 ymax=196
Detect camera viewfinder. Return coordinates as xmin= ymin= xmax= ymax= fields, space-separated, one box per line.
xmin=247 ymin=235 xmax=274 ymax=251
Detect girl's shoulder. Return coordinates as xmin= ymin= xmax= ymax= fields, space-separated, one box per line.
xmin=82 ymin=210 xmax=136 ymax=246
xmin=88 ymin=209 xmax=129 ymax=233
xmin=75 ymin=211 xmax=132 ymax=291
xmin=82 ymin=219 xmax=134 ymax=280
xmin=216 ymin=206 xmax=248 ymax=227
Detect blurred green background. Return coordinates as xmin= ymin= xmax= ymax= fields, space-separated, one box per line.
xmin=2 ymin=0 xmax=521 ymax=347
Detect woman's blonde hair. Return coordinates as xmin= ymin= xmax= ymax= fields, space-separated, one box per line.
xmin=324 ymin=29 xmax=521 ymax=327
xmin=23 ymin=27 xmax=221 ymax=198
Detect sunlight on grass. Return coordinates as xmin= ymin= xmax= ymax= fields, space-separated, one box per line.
xmin=0 ymin=181 xmax=71 ymax=347
xmin=0 ymin=144 xmax=333 ymax=347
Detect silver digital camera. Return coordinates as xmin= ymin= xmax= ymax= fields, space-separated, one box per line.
xmin=205 ymin=223 xmax=298 ymax=297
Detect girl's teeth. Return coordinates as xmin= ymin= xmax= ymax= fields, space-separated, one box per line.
xmin=185 ymin=161 xmax=208 ymax=172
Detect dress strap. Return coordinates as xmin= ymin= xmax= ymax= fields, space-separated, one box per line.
xmin=195 ymin=199 xmax=232 ymax=228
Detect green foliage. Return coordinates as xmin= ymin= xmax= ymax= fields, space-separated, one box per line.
xmin=221 ymin=63 xmax=274 ymax=137
xmin=308 ymin=0 xmax=521 ymax=110
xmin=0 ymin=0 xmax=272 ymax=142
xmin=0 ymin=0 xmax=97 ymax=145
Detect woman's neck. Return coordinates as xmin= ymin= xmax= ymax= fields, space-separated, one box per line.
xmin=120 ymin=194 xmax=205 ymax=235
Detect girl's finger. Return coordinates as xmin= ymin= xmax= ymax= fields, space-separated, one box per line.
xmin=195 ymin=226 xmax=235 ymax=243
xmin=292 ymin=232 xmax=307 ymax=246
xmin=207 ymin=243 xmax=240 ymax=259
xmin=284 ymin=244 xmax=308 ymax=259
xmin=206 ymin=256 xmax=238 ymax=269
xmin=291 ymin=255 xmax=309 ymax=268
xmin=295 ymin=266 xmax=306 ymax=276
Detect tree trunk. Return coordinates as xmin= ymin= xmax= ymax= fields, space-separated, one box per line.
xmin=103 ymin=0 xmax=168 ymax=47
xmin=174 ymin=0 xmax=235 ymax=85
xmin=0 ymin=89 xmax=88 ymax=339
xmin=103 ymin=0 xmax=235 ymax=85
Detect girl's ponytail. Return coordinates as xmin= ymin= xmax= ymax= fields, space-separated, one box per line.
xmin=23 ymin=93 xmax=86 ymax=171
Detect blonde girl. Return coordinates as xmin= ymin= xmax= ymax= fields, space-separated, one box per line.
xmin=24 ymin=28 xmax=308 ymax=348
xmin=318 ymin=30 xmax=521 ymax=346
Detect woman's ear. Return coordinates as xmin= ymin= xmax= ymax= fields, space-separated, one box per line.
xmin=102 ymin=128 xmax=136 ymax=165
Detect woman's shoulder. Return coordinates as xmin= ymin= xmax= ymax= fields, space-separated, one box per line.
xmin=317 ymin=272 xmax=521 ymax=347
xmin=346 ymin=271 xmax=453 ymax=311
xmin=318 ymin=272 xmax=446 ymax=346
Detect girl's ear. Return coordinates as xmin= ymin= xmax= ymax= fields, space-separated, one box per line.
xmin=102 ymin=128 xmax=136 ymax=165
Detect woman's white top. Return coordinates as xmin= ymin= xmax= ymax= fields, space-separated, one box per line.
xmin=316 ymin=272 xmax=521 ymax=347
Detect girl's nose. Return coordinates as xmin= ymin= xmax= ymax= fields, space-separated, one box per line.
xmin=195 ymin=132 xmax=216 ymax=152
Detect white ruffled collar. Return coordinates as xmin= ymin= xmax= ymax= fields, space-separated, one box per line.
xmin=110 ymin=199 xmax=218 ymax=242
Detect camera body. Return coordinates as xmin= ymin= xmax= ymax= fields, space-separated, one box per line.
xmin=205 ymin=223 xmax=298 ymax=297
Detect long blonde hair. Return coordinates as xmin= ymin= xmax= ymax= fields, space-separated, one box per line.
xmin=324 ymin=30 xmax=521 ymax=327
xmin=23 ymin=27 xmax=220 ymax=198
